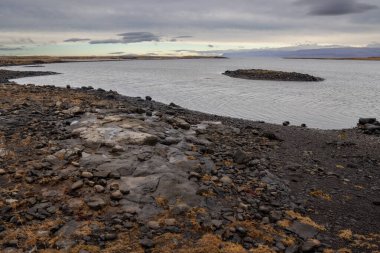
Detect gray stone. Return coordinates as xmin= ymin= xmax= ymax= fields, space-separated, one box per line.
xmin=86 ymin=197 xmax=106 ymax=210
xmin=94 ymin=185 xmax=105 ymax=193
xmin=110 ymin=190 xmax=123 ymax=200
xmin=164 ymin=218 xmax=176 ymax=226
xmin=285 ymin=245 xmax=299 ymax=253
xmin=71 ymin=180 xmax=84 ymax=190
xmin=287 ymin=221 xmax=319 ymax=239
xmin=147 ymin=221 xmax=160 ymax=229
xmin=301 ymin=239 xmax=321 ymax=252
xmin=172 ymin=203 xmax=190 ymax=215
xmin=140 ymin=238 xmax=154 ymax=248
xmin=81 ymin=171 xmax=93 ymax=178
xmin=220 ymin=176 xmax=233 ymax=185
xmin=233 ymin=149 xmax=251 ymax=164
xmin=173 ymin=117 xmax=191 ymax=130
xmin=359 ymin=118 xmax=376 ymax=125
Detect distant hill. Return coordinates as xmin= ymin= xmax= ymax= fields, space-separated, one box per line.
xmin=222 ymin=47 xmax=380 ymax=58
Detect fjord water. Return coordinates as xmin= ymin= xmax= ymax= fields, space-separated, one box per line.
xmin=6 ymin=58 xmax=380 ymax=129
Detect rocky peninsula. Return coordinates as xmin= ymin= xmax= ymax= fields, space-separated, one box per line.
xmin=0 ymin=69 xmax=379 ymax=253
xmin=223 ymin=69 xmax=324 ymax=82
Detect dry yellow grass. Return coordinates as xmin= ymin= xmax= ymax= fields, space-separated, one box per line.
xmin=336 ymin=248 xmax=352 ymax=253
xmin=180 ymin=234 xmax=245 ymax=253
xmin=103 ymin=231 xmax=144 ymax=253
xmin=285 ymin=210 xmax=325 ymax=231
xmin=338 ymin=229 xmax=353 ymax=240
xmin=250 ymin=245 xmax=277 ymax=253
xmin=310 ymin=190 xmax=332 ymax=201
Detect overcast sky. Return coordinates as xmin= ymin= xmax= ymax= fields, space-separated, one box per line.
xmin=1 ymin=0 xmax=379 ymax=55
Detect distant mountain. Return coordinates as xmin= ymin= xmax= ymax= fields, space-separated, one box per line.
xmin=222 ymin=47 xmax=380 ymax=58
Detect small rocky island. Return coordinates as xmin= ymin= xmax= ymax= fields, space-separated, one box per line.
xmin=223 ymin=69 xmax=324 ymax=82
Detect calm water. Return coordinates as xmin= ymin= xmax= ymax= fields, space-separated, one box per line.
xmin=5 ymin=58 xmax=380 ymax=129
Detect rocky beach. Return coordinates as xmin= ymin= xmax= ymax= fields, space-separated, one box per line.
xmin=0 ymin=69 xmax=379 ymax=253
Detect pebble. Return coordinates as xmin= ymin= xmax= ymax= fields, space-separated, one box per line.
xmin=220 ymin=176 xmax=233 ymax=185
xmin=147 ymin=221 xmax=160 ymax=229
xmin=164 ymin=218 xmax=176 ymax=226
xmin=81 ymin=171 xmax=93 ymax=178
xmin=109 ymin=183 xmax=119 ymax=191
xmin=94 ymin=185 xmax=105 ymax=193
xmin=86 ymin=197 xmax=106 ymax=210
xmin=140 ymin=238 xmax=154 ymax=249
xmin=71 ymin=180 xmax=84 ymax=190
xmin=0 ymin=169 xmax=6 ymax=175
xmin=172 ymin=203 xmax=190 ymax=215
xmin=104 ymin=233 xmax=117 ymax=241
xmin=110 ymin=190 xmax=123 ymax=200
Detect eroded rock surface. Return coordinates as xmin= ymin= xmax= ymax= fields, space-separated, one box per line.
xmin=0 ymin=82 xmax=378 ymax=253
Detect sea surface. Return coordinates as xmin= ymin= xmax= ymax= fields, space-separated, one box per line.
xmin=5 ymin=58 xmax=380 ymax=129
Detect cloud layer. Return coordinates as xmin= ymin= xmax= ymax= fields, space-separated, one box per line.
xmin=0 ymin=0 xmax=379 ymax=51
xmin=64 ymin=38 xmax=91 ymax=42
xmin=298 ymin=0 xmax=378 ymax=15
xmin=90 ymin=32 xmax=161 ymax=44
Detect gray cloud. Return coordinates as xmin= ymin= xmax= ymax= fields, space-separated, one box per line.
xmin=297 ymin=0 xmax=378 ymax=15
xmin=90 ymin=32 xmax=160 ymax=44
xmin=64 ymin=38 xmax=91 ymax=42
xmin=109 ymin=51 xmax=125 ymax=54
xmin=174 ymin=36 xmax=193 ymax=39
xmin=0 ymin=45 xmax=23 ymax=51
xmin=0 ymin=0 xmax=379 ymax=48
xmin=367 ymin=42 xmax=380 ymax=47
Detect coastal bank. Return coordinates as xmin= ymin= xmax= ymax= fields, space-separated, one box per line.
xmin=0 ymin=69 xmax=379 ymax=253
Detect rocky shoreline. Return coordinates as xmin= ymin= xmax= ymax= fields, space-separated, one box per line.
xmin=0 ymin=69 xmax=379 ymax=253
xmin=0 ymin=69 xmax=59 ymax=83
xmin=223 ymin=69 xmax=324 ymax=82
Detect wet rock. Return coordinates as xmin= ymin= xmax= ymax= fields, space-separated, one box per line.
xmin=359 ymin=118 xmax=377 ymax=125
xmin=283 ymin=121 xmax=290 ymax=126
